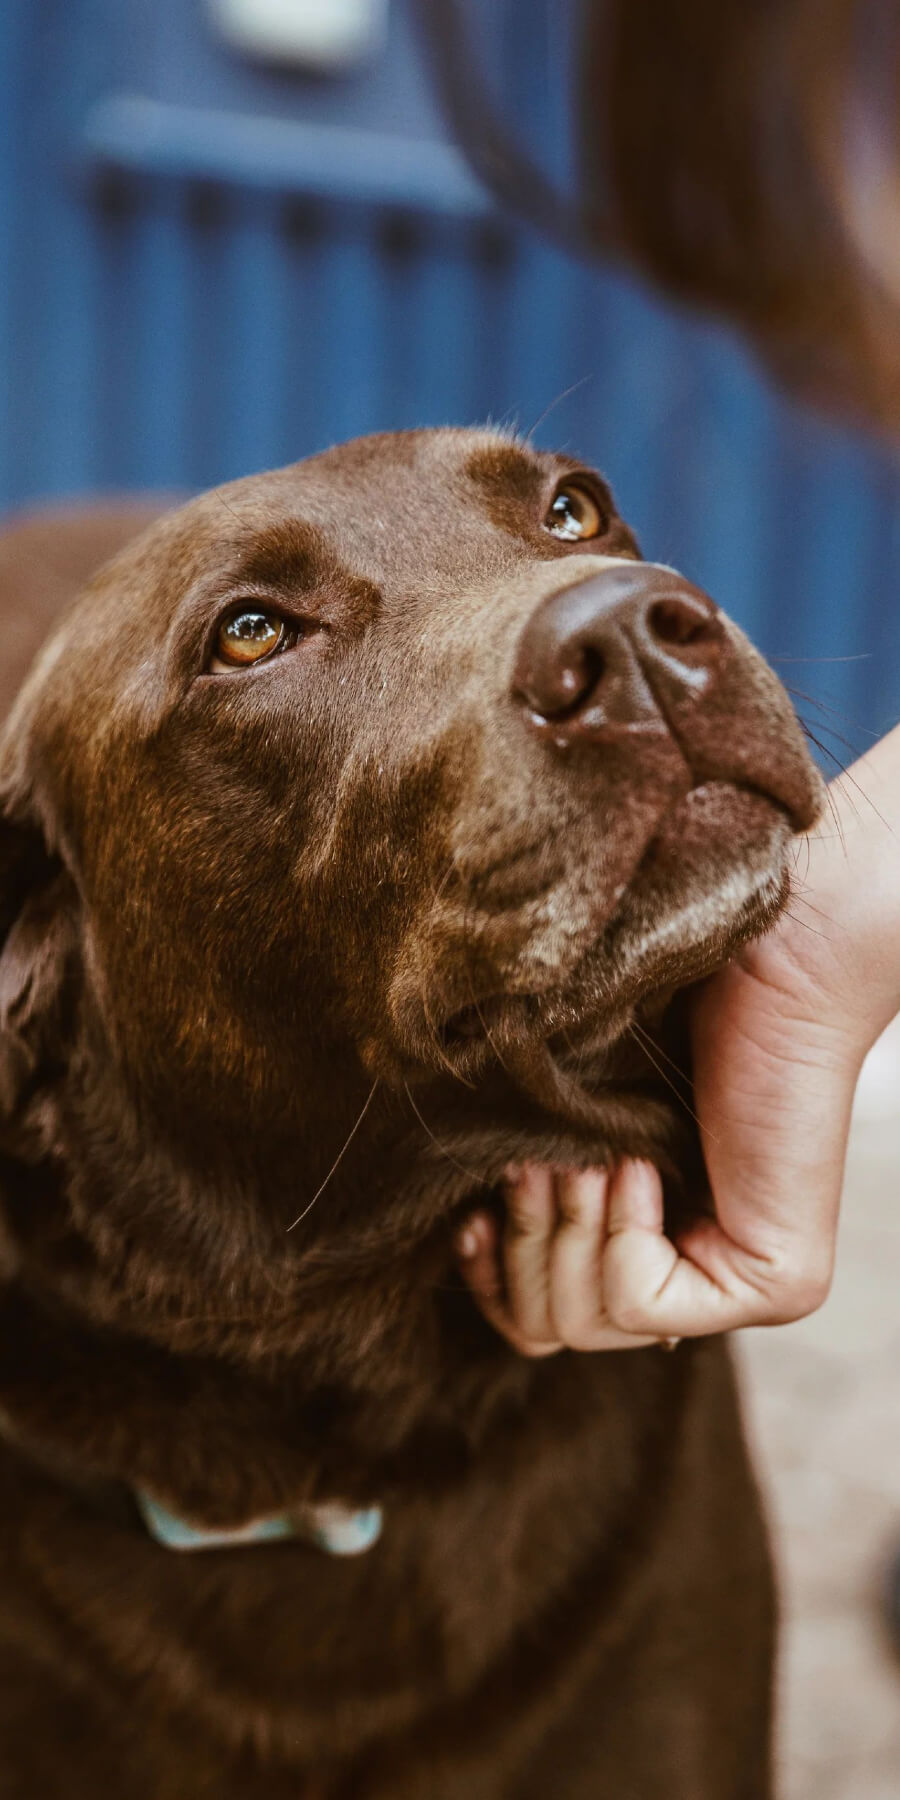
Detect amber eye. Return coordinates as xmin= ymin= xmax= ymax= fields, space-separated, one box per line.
xmin=211 ymin=609 xmax=288 ymax=670
xmin=544 ymin=483 xmax=606 ymax=542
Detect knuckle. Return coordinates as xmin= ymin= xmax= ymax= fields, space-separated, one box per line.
xmin=557 ymin=1173 xmax=604 ymax=1229
xmin=505 ymin=1189 xmax=547 ymax=1237
xmin=504 ymin=1205 xmax=533 ymax=1240
xmin=557 ymin=1194 xmax=591 ymax=1230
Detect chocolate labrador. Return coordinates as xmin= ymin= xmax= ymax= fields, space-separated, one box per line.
xmin=0 ymin=430 xmax=821 ymax=1798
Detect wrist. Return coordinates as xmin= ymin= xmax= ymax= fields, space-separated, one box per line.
xmin=780 ymin=883 xmax=900 ymax=1062
xmin=787 ymin=722 xmax=900 ymax=1046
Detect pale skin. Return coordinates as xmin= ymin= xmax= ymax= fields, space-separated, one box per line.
xmin=458 ymin=725 xmax=900 ymax=1354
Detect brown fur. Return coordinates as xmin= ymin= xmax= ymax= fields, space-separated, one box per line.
xmin=0 ymin=431 xmax=821 ymax=1796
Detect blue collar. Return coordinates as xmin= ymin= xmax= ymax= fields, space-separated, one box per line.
xmin=136 ymin=1490 xmax=383 ymax=1556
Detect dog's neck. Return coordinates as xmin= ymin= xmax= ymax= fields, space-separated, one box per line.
xmin=0 ymin=1037 xmax=544 ymax=1529
xmin=0 ymin=995 xmax=693 ymax=1530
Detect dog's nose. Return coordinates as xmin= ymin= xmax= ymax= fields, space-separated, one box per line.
xmin=513 ymin=565 xmax=725 ymax=741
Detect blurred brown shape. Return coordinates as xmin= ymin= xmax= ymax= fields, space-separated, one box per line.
xmin=586 ymin=0 xmax=900 ymax=429
xmin=0 ymin=502 xmax=171 ymax=726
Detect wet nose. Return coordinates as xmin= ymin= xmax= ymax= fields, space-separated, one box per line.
xmin=512 ymin=564 xmax=725 ymax=742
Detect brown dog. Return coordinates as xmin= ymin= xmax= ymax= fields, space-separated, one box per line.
xmin=0 ymin=430 xmax=820 ymax=1798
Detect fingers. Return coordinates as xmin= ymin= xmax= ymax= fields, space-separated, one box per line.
xmin=457 ymin=965 xmax=852 ymax=1351
xmin=457 ymin=1162 xmax=663 ymax=1355
xmin=502 ymin=1164 xmax=560 ymax=1347
xmin=548 ymin=1165 xmax=660 ymax=1350
xmin=547 ymin=1167 xmax=609 ymax=1346
xmin=457 ymin=1158 xmax=736 ymax=1352
xmin=455 ymin=1211 xmax=501 ymax=1307
xmin=457 ymin=1206 xmax=561 ymax=1357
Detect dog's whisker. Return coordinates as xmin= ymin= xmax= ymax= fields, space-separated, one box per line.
xmin=788 ymin=835 xmax=813 ymax=884
xmin=823 ymin=787 xmax=848 ymax=856
xmin=804 ymin=728 xmax=893 ymax=839
xmin=626 ymin=1022 xmax=712 ymax=1139
xmin=524 ymin=375 xmax=595 ymax=442
xmin=211 ymin=487 xmax=253 ymax=529
xmin=791 ymin=703 xmax=870 ymax=764
xmin=800 ymin=722 xmax=851 ymax=777
xmin=781 ymin=907 xmax=832 ymax=941
xmin=286 ymin=1081 xmax=379 ymax=1232
xmin=800 ymin=728 xmax=857 ymax=845
xmin=785 ymin=884 xmax=836 ymax=926
xmin=830 ymin=766 xmax=893 ymax=836
xmin=769 ymin=653 xmax=874 ymax=664
xmin=629 ymin=1016 xmax=693 ymax=1091
xmin=403 ymin=1083 xmax=490 ymax=1185
xmin=799 ymin=727 xmax=888 ymax=836
xmin=783 ymin=683 xmax=878 ymax=741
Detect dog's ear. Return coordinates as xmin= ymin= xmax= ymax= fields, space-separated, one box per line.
xmin=0 ymin=807 xmax=79 ymax=1154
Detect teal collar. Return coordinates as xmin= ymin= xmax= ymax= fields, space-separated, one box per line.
xmin=135 ymin=1490 xmax=383 ymax=1556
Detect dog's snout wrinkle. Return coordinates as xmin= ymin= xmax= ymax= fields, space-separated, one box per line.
xmin=449 ymin=837 xmax=564 ymax=914
xmin=512 ymin=565 xmax=724 ymax=745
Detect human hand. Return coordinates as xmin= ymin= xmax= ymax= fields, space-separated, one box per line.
xmin=457 ymin=958 xmax=859 ymax=1354
xmin=456 ymin=1160 xmax=672 ymax=1355
xmin=458 ymin=726 xmax=900 ymax=1353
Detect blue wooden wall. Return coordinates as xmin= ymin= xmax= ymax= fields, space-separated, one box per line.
xmin=1 ymin=0 xmax=898 ymax=756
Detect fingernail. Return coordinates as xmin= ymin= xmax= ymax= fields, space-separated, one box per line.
xmin=502 ymin=1162 xmax=523 ymax=1183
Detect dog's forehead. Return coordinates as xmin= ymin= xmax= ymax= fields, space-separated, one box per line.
xmin=9 ymin=427 xmax=595 ymax=766
xmin=230 ymin=427 xmax=562 ymax=513
xmin=182 ymin=427 xmax=573 ymax=572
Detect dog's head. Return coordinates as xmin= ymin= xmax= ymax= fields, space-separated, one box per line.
xmin=0 ymin=429 xmax=821 ymax=1159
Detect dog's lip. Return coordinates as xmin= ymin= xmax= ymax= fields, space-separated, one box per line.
xmin=620 ymin=778 xmax=792 ymax=877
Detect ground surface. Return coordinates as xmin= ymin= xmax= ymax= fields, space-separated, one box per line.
xmin=740 ymin=1040 xmax=900 ymax=1800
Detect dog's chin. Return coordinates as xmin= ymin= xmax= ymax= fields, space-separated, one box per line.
xmin=376 ymin=779 xmax=799 ymax=1101
xmin=420 ymin=783 xmax=795 ymax=1076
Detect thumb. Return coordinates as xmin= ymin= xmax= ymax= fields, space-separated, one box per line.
xmin=601 ymin=952 xmax=861 ymax=1340
xmin=689 ymin=948 xmax=863 ymax=1317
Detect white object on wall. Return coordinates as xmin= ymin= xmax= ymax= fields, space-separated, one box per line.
xmin=209 ymin=0 xmax=388 ymax=70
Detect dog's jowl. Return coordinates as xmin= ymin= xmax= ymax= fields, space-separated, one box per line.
xmin=0 ymin=431 xmax=821 ymax=1798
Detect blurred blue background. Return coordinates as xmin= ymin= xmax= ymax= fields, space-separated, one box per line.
xmin=2 ymin=0 xmax=899 ymax=755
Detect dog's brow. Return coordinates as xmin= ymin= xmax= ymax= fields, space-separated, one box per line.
xmin=233 ymin=520 xmax=329 ymax=590
xmin=464 ymin=444 xmax=549 ymax=506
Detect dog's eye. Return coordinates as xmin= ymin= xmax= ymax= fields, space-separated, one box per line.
xmin=212 ymin=609 xmax=290 ymax=670
xmin=544 ymin=483 xmax=606 ymax=542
